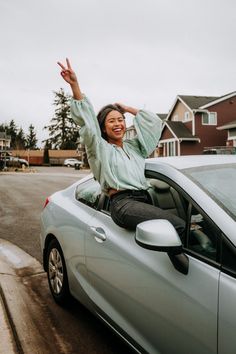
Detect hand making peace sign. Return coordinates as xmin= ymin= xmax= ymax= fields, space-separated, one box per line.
xmin=57 ymin=58 xmax=78 ymax=85
xmin=58 ymin=58 xmax=82 ymax=100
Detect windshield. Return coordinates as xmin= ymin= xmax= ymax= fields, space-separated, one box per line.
xmin=183 ymin=163 xmax=236 ymax=220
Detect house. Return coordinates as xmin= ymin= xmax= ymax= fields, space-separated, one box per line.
xmin=125 ymin=125 xmax=136 ymax=140
xmin=0 ymin=132 xmax=11 ymax=153
xmin=217 ymin=120 xmax=236 ymax=150
xmin=159 ymin=91 xmax=236 ymax=156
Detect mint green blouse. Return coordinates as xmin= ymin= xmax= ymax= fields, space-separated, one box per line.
xmin=70 ymin=96 xmax=162 ymax=195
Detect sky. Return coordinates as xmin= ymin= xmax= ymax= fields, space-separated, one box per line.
xmin=1 ymin=0 xmax=236 ymax=147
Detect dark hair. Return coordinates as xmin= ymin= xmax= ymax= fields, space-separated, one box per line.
xmin=97 ymin=104 xmax=125 ymax=140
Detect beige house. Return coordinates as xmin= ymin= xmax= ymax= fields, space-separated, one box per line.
xmin=125 ymin=125 xmax=136 ymax=140
xmin=0 ymin=132 xmax=11 ymax=152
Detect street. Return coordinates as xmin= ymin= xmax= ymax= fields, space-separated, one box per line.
xmin=0 ymin=167 xmax=133 ymax=354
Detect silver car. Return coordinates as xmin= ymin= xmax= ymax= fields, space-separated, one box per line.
xmin=40 ymin=155 xmax=236 ymax=354
xmin=63 ymin=158 xmax=83 ymax=168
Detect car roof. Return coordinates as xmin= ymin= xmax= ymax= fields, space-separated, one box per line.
xmin=146 ymin=155 xmax=236 ymax=170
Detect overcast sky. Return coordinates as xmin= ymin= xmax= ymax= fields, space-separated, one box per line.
xmin=1 ymin=0 xmax=236 ymax=146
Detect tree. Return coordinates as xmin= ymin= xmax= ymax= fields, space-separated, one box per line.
xmin=43 ymin=141 xmax=50 ymax=165
xmin=0 ymin=123 xmax=6 ymax=132
xmin=2 ymin=120 xmax=18 ymax=148
xmin=44 ymin=88 xmax=80 ymax=149
xmin=15 ymin=127 xmax=26 ymax=150
xmin=26 ymin=124 xmax=38 ymax=149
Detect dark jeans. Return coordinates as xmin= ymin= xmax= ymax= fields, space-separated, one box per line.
xmin=110 ymin=190 xmax=185 ymax=236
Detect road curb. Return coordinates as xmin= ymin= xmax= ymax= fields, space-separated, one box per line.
xmin=0 ymin=285 xmax=18 ymax=354
xmin=0 ymin=282 xmax=22 ymax=354
xmin=0 ymin=239 xmax=44 ymax=354
xmin=0 ymin=239 xmax=69 ymax=354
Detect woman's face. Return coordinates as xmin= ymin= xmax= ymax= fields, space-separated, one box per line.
xmin=103 ymin=110 xmax=126 ymax=145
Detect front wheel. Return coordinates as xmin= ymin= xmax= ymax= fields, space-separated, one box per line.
xmin=46 ymin=239 xmax=71 ymax=306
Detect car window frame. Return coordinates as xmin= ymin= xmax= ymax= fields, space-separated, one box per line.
xmin=145 ymin=169 xmax=222 ymax=269
xmin=75 ymin=177 xmax=100 ymax=210
xmin=220 ymin=235 xmax=236 ymax=279
xmin=97 ymin=193 xmax=111 ymax=215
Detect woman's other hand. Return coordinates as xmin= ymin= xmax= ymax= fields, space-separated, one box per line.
xmin=115 ymin=103 xmax=128 ymax=114
xmin=115 ymin=103 xmax=138 ymax=116
xmin=57 ymin=58 xmax=78 ymax=86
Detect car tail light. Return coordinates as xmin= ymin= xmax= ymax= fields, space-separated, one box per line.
xmin=43 ymin=197 xmax=50 ymax=209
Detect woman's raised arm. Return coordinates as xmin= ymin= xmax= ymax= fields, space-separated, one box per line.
xmin=57 ymin=58 xmax=83 ymax=100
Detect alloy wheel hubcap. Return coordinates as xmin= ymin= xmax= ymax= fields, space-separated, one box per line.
xmin=48 ymin=248 xmax=64 ymax=294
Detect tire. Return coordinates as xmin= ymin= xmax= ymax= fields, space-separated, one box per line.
xmin=46 ymin=239 xmax=71 ymax=306
xmin=67 ymin=164 xmax=71 ymax=167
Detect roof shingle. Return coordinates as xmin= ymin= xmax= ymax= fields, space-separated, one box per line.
xmin=166 ymin=121 xmax=199 ymax=140
xmin=179 ymin=95 xmax=219 ymax=109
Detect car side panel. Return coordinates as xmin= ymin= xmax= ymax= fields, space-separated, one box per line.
xmin=218 ymin=272 xmax=236 ymax=354
xmin=85 ymin=211 xmax=219 ymax=354
xmin=41 ymin=193 xmax=96 ymax=305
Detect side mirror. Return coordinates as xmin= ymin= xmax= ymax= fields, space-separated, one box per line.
xmin=135 ymin=219 xmax=182 ymax=252
xmin=135 ymin=219 xmax=189 ymax=275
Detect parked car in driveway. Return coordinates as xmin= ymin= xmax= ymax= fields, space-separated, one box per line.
xmin=63 ymin=158 xmax=83 ymax=168
xmin=40 ymin=155 xmax=236 ymax=354
xmin=0 ymin=155 xmax=29 ymax=168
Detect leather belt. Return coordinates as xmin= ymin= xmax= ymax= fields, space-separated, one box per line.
xmin=110 ymin=189 xmax=148 ymax=201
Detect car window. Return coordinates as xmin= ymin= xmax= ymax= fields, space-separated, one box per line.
xmin=147 ymin=178 xmax=188 ymax=221
xmin=187 ymin=204 xmax=218 ymax=261
xmin=75 ymin=178 xmax=101 ymax=209
xmin=146 ymin=173 xmax=220 ymax=263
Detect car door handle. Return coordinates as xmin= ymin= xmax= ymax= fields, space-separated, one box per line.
xmin=90 ymin=227 xmax=107 ymax=242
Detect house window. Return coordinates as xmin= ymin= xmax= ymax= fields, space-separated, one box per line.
xmin=184 ymin=111 xmax=191 ymax=122
xmin=167 ymin=141 xmax=175 ymax=156
xmin=173 ymin=115 xmax=178 ymax=121
xmin=229 ymin=129 xmax=236 ymax=139
xmin=202 ymin=112 xmax=217 ymax=125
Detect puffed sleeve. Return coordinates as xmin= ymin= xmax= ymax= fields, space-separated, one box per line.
xmin=133 ymin=110 xmax=162 ymax=157
xmin=70 ymin=96 xmax=105 ymax=181
xmin=70 ymin=95 xmax=102 ymax=147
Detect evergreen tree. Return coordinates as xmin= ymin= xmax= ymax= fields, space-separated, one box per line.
xmin=3 ymin=120 xmax=18 ymax=148
xmin=26 ymin=124 xmax=38 ymax=149
xmin=15 ymin=127 xmax=26 ymax=150
xmin=43 ymin=141 xmax=50 ymax=165
xmin=44 ymin=88 xmax=79 ymax=149
xmin=0 ymin=123 xmax=6 ymax=132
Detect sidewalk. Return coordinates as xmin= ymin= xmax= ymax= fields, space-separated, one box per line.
xmin=0 ymin=239 xmax=68 ymax=354
xmin=0 ymin=260 xmax=17 ymax=354
xmin=0 ymin=239 xmax=44 ymax=353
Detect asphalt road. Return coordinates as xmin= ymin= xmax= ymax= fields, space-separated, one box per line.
xmin=0 ymin=166 xmax=133 ymax=354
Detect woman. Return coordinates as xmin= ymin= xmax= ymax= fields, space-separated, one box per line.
xmin=58 ymin=58 xmax=185 ymax=235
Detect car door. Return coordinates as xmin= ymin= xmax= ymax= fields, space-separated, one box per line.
xmin=63 ymin=178 xmax=100 ymax=298
xmin=85 ymin=186 xmax=220 ymax=354
xmin=218 ymin=239 xmax=236 ymax=354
